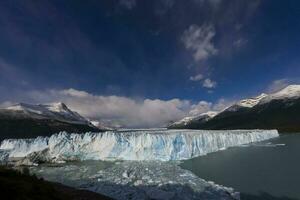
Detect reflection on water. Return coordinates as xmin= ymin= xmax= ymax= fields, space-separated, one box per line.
xmin=181 ymin=134 xmax=300 ymax=200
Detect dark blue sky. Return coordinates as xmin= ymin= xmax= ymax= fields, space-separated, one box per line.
xmin=0 ymin=0 xmax=300 ymax=127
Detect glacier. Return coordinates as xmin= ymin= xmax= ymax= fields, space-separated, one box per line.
xmin=0 ymin=129 xmax=279 ymax=162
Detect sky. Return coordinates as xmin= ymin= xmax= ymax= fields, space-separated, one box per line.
xmin=0 ymin=0 xmax=300 ymax=127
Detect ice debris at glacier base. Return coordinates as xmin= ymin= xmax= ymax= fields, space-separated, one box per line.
xmin=0 ymin=129 xmax=279 ymax=162
xmin=30 ymin=160 xmax=240 ymax=200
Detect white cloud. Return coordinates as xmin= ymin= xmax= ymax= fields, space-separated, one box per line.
xmin=190 ymin=74 xmax=204 ymax=81
xmin=202 ymin=78 xmax=217 ymax=88
xmin=212 ymin=98 xmax=235 ymax=111
xmin=188 ymin=101 xmax=212 ymax=116
xmin=267 ymin=79 xmax=290 ymax=93
xmin=21 ymin=88 xmax=196 ymax=128
xmin=1 ymin=88 xmax=238 ymax=128
xmin=61 ymin=88 xmax=90 ymax=97
xmin=190 ymin=74 xmax=217 ymax=89
xmin=181 ymin=24 xmax=217 ymax=62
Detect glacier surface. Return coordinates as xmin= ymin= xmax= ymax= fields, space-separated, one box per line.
xmin=0 ymin=129 xmax=279 ymax=162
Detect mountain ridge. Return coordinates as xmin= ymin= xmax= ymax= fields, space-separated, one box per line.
xmin=168 ymin=85 xmax=300 ymax=132
xmin=0 ymin=102 xmax=101 ymax=140
xmin=3 ymin=102 xmax=91 ymax=125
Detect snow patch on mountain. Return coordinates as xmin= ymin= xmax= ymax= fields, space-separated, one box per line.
xmin=225 ymin=93 xmax=267 ymax=112
xmin=259 ymin=85 xmax=300 ymax=104
xmin=90 ymin=120 xmax=114 ymax=130
xmin=171 ymin=111 xmax=218 ymax=126
xmin=237 ymin=93 xmax=268 ymax=108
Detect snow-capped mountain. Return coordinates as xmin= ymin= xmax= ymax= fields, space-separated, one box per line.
xmin=168 ymin=111 xmax=218 ymax=129
xmin=224 ymin=85 xmax=300 ymax=112
xmin=4 ymin=102 xmax=90 ymax=125
xmin=259 ymin=85 xmax=300 ymax=104
xmin=169 ymin=93 xmax=270 ymax=129
xmin=169 ymin=85 xmax=300 ymax=132
xmin=0 ymin=102 xmax=100 ymax=140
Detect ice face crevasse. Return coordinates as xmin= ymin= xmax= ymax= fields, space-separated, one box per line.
xmin=0 ymin=129 xmax=279 ymax=162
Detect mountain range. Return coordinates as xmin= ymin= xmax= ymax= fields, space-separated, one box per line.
xmin=168 ymin=85 xmax=300 ymax=133
xmin=1 ymin=84 xmax=299 ymax=140
xmin=0 ymin=102 xmax=100 ymax=140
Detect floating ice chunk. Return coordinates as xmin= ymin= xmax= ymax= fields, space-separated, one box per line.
xmin=30 ymin=160 xmax=240 ymax=200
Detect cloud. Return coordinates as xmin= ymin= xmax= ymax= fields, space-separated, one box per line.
xmin=181 ymin=24 xmax=218 ymax=62
xmin=19 ymin=88 xmax=196 ymax=128
xmin=188 ymin=101 xmax=212 ymax=116
xmin=190 ymin=74 xmax=217 ymax=90
xmin=267 ymin=79 xmax=290 ymax=93
xmin=0 ymin=101 xmax=14 ymax=108
xmin=233 ymin=38 xmax=248 ymax=48
xmin=202 ymin=78 xmax=217 ymax=88
xmin=62 ymin=88 xmax=90 ymax=98
xmin=119 ymin=0 xmax=136 ymax=10
xmin=0 ymin=87 xmax=238 ymax=128
xmin=212 ymin=98 xmax=235 ymax=111
xmin=190 ymin=74 xmax=204 ymax=81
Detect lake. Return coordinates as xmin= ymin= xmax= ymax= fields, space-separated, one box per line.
xmin=181 ymin=133 xmax=300 ymax=200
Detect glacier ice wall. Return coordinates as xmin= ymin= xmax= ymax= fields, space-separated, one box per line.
xmin=0 ymin=129 xmax=279 ymax=161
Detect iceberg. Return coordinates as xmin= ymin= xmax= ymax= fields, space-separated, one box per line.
xmin=0 ymin=129 xmax=279 ymax=162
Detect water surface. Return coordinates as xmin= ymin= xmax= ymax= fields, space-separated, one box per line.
xmin=181 ymin=134 xmax=300 ymax=200
xmin=30 ymin=160 xmax=238 ymax=200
